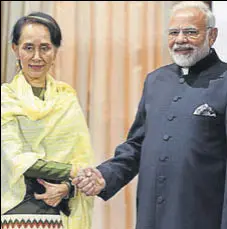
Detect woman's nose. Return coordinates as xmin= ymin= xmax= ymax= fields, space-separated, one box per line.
xmin=32 ymin=49 xmax=42 ymax=60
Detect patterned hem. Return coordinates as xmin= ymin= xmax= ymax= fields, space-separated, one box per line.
xmin=1 ymin=214 xmax=63 ymax=229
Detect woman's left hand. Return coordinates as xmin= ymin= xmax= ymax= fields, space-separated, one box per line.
xmin=34 ymin=178 xmax=69 ymax=207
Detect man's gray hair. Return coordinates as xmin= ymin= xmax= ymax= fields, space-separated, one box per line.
xmin=171 ymin=1 xmax=215 ymax=28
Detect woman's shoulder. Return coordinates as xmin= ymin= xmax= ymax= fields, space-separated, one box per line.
xmin=1 ymin=74 xmax=19 ymax=96
xmin=55 ymin=80 xmax=77 ymax=95
xmin=1 ymin=82 xmax=15 ymax=97
xmin=1 ymin=82 xmax=11 ymax=89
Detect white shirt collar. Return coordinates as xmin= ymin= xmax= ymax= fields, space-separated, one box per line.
xmin=181 ymin=67 xmax=189 ymax=75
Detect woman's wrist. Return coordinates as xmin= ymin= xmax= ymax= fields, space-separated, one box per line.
xmin=69 ymin=164 xmax=77 ymax=179
xmin=61 ymin=181 xmax=71 ymax=199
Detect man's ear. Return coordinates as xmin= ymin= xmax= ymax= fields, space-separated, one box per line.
xmin=12 ymin=43 xmax=19 ymax=59
xmin=209 ymin=27 xmax=218 ymax=47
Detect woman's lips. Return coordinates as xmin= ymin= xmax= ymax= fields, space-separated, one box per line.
xmin=29 ymin=65 xmax=44 ymax=70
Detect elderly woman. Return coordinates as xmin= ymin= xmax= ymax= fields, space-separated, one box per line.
xmin=1 ymin=12 xmax=94 ymax=229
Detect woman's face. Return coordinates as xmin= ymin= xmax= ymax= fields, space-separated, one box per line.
xmin=12 ymin=23 xmax=57 ymax=84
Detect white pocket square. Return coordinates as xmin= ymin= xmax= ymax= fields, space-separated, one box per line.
xmin=193 ymin=103 xmax=216 ymax=117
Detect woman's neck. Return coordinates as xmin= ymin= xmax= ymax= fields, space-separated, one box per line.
xmin=23 ymin=72 xmax=46 ymax=88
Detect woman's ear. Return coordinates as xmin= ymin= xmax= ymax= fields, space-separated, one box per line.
xmin=12 ymin=43 xmax=19 ymax=58
xmin=53 ymin=47 xmax=58 ymax=60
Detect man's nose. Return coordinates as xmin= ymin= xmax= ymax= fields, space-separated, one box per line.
xmin=175 ymin=31 xmax=188 ymax=44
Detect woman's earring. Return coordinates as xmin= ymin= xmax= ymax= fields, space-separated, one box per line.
xmin=16 ymin=60 xmax=19 ymax=68
xmin=16 ymin=59 xmax=21 ymax=71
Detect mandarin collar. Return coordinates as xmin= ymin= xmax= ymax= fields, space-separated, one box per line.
xmin=171 ymin=48 xmax=221 ymax=76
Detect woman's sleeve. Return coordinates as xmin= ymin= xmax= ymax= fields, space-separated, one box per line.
xmin=2 ymin=118 xmax=72 ymax=181
xmin=24 ymin=159 xmax=72 ymax=181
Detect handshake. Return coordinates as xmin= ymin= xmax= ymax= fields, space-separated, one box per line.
xmin=71 ymin=167 xmax=106 ymax=196
xmin=34 ymin=167 xmax=106 ymax=207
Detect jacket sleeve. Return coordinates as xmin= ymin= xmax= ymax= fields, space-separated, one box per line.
xmin=221 ymin=105 xmax=227 ymax=229
xmin=97 ymin=78 xmax=148 ymax=200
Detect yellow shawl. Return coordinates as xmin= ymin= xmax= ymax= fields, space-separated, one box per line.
xmin=1 ymin=72 xmax=94 ymax=229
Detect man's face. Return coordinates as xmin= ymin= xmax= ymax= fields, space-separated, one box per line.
xmin=168 ymin=7 xmax=215 ymax=67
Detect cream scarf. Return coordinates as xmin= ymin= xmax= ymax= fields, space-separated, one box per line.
xmin=1 ymin=71 xmax=94 ymax=229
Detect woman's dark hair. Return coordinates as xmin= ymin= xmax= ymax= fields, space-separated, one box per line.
xmin=11 ymin=12 xmax=62 ymax=48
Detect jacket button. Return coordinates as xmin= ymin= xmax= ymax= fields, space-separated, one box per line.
xmin=163 ymin=134 xmax=170 ymax=141
xmin=159 ymin=156 xmax=169 ymax=162
xmin=167 ymin=115 xmax=175 ymax=121
xmin=173 ymin=96 xmax=181 ymax=102
xmin=157 ymin=196 xmax=165 ymax=204
xmin=179 ymin=78 xmax=185 ymax=84
xmin=158 ymin=176 xmax=166 ymax=183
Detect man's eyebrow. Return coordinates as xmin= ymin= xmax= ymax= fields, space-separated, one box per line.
xmin=168 ymin=27 xmax=198 ymax=30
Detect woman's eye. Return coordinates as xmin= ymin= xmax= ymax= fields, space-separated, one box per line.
xmin=41 ymin=46 xmax=50 ymax=52
xmin=24 ymin=46 xmax=33 ymax=51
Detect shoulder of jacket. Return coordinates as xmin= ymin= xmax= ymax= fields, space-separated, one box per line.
xmin=145 ymin=63 xmax=175 ymax=83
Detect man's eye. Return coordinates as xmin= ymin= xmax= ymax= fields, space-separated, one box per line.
xmin=169 ymin=30 xmax=179 ymax=36
xmin=185 ymin=30 xmax=198 ymax=35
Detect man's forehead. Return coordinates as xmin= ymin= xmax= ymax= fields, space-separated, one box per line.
xmin=169 ymin=8 xmax=206 ymax=28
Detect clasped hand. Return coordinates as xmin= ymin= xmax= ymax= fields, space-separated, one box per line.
xmin=71 ymin=167 xmax=106 ymax=196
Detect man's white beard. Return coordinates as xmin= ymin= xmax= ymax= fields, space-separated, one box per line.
xmin=169 ymin=34 xmax=210 ymax=67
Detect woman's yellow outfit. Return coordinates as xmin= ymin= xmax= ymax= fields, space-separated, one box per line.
xmin=1 ymin=71 xmax=94 ymax=229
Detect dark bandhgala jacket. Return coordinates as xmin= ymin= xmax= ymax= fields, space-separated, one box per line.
xmin=97 ymin=49 xmax=227 ymax=229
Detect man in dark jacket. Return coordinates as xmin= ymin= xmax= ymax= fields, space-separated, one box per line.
xmin=73 ymin=1 xmax=227 ymax=229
